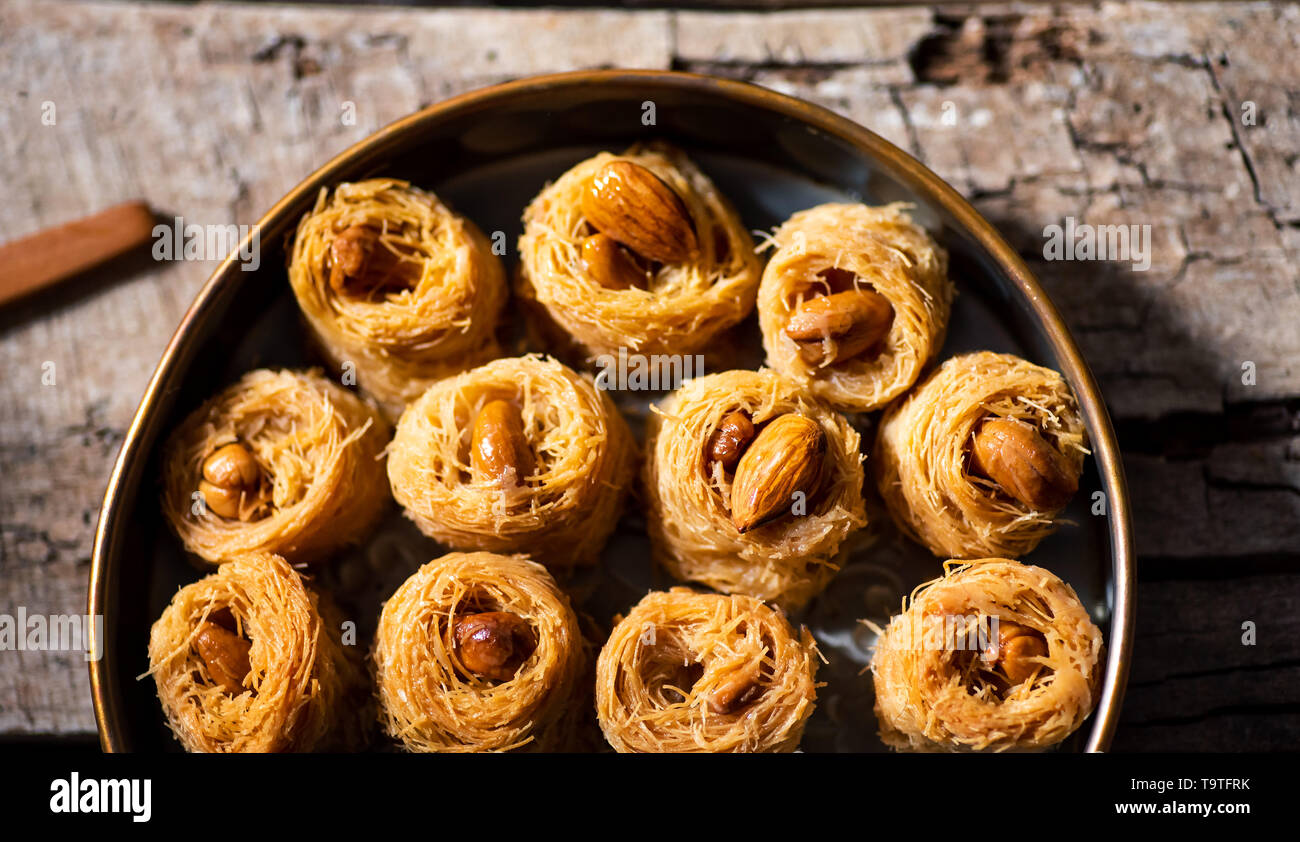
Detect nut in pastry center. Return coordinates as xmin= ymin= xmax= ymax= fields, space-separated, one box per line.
xmin=982 ymin=619 xmax=1050 ymax=687
xmin=581 ymin=160 xmax=699 ymax=265
xmin=470 ymin=399 xmax=536 ymax=490
xmin=328 ymin=223 xmax=422 ymax=296
xmin=198 ymin=442 xmax=268 ymax=521
xmin=193 ymin=607 xmax=253 ymax=696
xmin=705 ymin=409 xmax=755 ymax=473
xmin=453 ymin=611 xmax=537 ymax=682
xmin=784 ymin=281 xmax=894 ymax=366
xmin=969 ymin=416 xmax=1079 ymax=511
xmin=730 ymin=413 xmax=827 ymax=534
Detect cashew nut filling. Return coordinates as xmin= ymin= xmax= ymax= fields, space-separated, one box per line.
xmin=870 ymin=559 xmax=1103 ymax=752
xmin=146 ymin=552 xmax=372 ymax=753
xmin=517 ymin=142 xmax=761 ymax=359
xmin=386 ymin=354 xmax=636 ymax=568
xmin=289 ymin=178 xmax=507 ymax=419
xmin=596 ymin=588 xmax=818 ymax=753
xmin=644 ymin=368 xmax=867 ymax=610
xmin=160 ymin=368 xmax=390 ymax=566
xmin=874 ymin=351 xmax=1088 ymax=559
xmin=372 ymin=552 xmax=586 ymax=752
xmin=758 ymin=203 xmax=953 ymax=413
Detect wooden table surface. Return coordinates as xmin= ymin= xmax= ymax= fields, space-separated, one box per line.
xmin=1 ymin=0 xmax=1297 ymax=750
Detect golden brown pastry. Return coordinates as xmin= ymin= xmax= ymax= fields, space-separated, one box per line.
xmin=871 ymin=559 xmax=1103 ymax=752
xmin=874 ymin=351 xmax=1087 ymax=558
xmin=596 ymin=588 xmax=818 ymax=753
xmin=758 ymin=202 xmax=953 ymax=412
xmin=372 ymin=551 xmax=586 ymax=752
xmin=386 ymin=354 xmax=636 ymax=568
xmin=644 ymin=369 xmax=867 ymax=609
xmin=517 ymin=143 xmax=761 ymax=359
xmin=288 ymin=178 xmax=507 ymax=418
xmin=160 ymin=368 xmax=389 ymax=566
xmin=146 ymin=551 xmax=371 ymax=753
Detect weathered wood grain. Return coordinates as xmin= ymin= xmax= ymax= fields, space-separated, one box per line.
xmin=0 ymin=0 xmax=1296 ymax=746
xmin=1113 ymin=572 xmax=1300 ymax=752
xmin=0 ymin=0 xmax=672 ymax=736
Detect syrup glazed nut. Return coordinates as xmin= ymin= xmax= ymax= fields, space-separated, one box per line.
xmin=581 ymin=160 xmax=699 ymax=264
xmin=983 ymin=620 xmax=1049 ymax=685
xmin=329 ymin=225 xmax=372 ymax=291
xmin=730 ymin=414 xmax=827 ymax=534
xmin=470 ymin=399 xmax=535 ymax=488
xmin=706 ymin=661 xmax=762 ymax=714
xmin=197 ymin=481 xmax=242 ymax=520
xmin=581 ymin=232 xmax=645 ymax=290
xmin=194 ymin=621 xmax=253 ymax=695
xmin=969 ymin=417 xmax=1078 ymax=511
xmin=453 ymin=611 xmax=538 ymax=681
xmin=199 ymin=443 xmax=262 ymax=520
xmin=706 ymin=410 xmax=755 ymax=472
xmin=783 ymin=287 xmax=894 ymax=365
xmin=328 ymin=224 xmax=419 ymax=294
xmin=202 ymin=443 xmax=259 ymax=488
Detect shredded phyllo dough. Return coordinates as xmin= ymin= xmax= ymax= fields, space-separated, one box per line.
xmin=372 ymin=552 xmax=586 ymax=752
xmin=596 ymin=588 xmax=818 ymax=753
xmin=289 ymin=178 xmax=506 ymax=418
xmin=874 ymin=351 xmax=1087 ymax=559
xmin=145 ymin=552 xmax=371 ymax=753
xmin=871 ymin=559 xmax=1103 ymax=752
xmin=161 ymin=368 xmax=390 ymax=565
xmin=758 ymin=203 xmax=953 ymax=412
xmin=644 ymin=369 xmax=866 ymax=609
xmin=517 ymin=143 xmax=761 ymax=358
xmin=386 ymin=355 xmax=636 ymax=567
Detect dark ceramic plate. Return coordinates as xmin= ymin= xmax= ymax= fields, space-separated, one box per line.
xmin=89 ymin=71 xmax=1134 ymax=753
